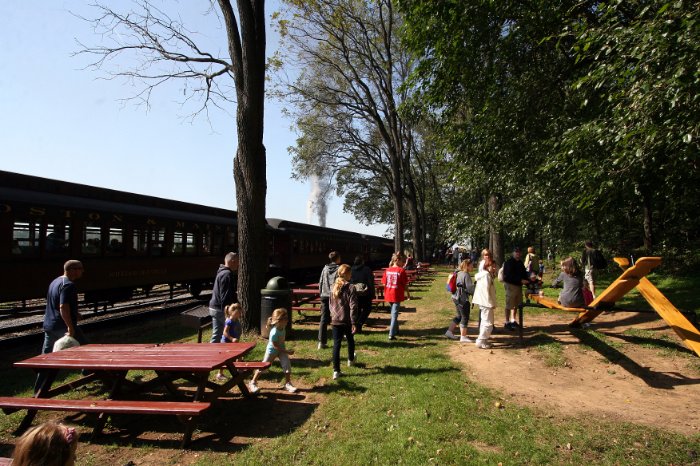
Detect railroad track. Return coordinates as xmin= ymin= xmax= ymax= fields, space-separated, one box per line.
xmin=0 ymin=292 xmax=210 ymax=349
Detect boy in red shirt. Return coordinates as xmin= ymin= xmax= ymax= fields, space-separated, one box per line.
xmin=382 ymin=253 xmax=410 ymax=340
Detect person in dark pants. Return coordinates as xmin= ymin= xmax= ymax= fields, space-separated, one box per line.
xmin=318 ymin=251 xmax=341 ymax=349
xmin=34 ymin=260 xmax=88 ymax=394
xmin=502 ymin=247 xmax=529 ymax=331
xmin=208 ymin=252 xmax=239 ymax=343
xmin=350 ymin=255 xmax=374 ymax=332
xmin=330 ymin=264 xmax=358 ymax=380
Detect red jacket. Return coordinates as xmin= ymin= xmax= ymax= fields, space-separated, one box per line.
xmin=382 ymin=266 xmax=408 ymax=303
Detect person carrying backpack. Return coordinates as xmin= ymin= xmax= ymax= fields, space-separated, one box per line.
xmin=444 ymin=259 xmax=475 ymax=342
xmin=581 ymin=240 xmax=606 ymax=299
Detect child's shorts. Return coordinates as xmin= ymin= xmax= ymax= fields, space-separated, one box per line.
xmin=263 ymin=351 xmax=291 ymax=373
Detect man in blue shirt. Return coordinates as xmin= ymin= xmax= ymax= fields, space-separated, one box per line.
xmin=35 ymin=260 xmax=88 ymax=393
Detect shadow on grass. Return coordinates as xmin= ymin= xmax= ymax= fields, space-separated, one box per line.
xmin=570 ymin=329 xmax=700 ymax=389
xmin=82 ymin=393 xmax=319 ymax=452
xmin=511 ymin=316 xmax=700 ymax=389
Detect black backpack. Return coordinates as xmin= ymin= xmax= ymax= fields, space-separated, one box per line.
xmin=592 ymin=250 xmax=607 ymax=269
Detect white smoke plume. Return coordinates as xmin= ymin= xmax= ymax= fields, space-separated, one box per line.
xmin=307 ymin=174 xmax=329 ymax=227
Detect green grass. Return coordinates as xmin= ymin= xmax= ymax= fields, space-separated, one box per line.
xmin=1 ymin=268 xmax=698 ymax=465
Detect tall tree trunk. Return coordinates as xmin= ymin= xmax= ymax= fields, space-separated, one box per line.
xmin=391 ymin=157 xmax=404 ymax=252
xmin=488 ymin=194 xmax=503 ymax=265
xmin=221 ymin=0 xmax=267 ymax=332
xmin=641 ymin=188 xmax=653 ymax=253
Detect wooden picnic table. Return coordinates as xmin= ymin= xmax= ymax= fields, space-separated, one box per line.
xmin=5 ymin=342 xmax=258 ymax=446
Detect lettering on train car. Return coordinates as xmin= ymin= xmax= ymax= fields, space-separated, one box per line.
xmin=108 ymin=268 xmax=168 ymax=279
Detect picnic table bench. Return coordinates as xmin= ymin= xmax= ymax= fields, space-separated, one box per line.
xmin=2 ymin=342 xmax=259 ymax=447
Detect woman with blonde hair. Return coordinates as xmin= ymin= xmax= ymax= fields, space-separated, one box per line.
xmin=330 ymin=264 xmax=358 ymax=379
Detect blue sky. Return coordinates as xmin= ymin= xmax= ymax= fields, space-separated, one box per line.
xmin=0 ymin=1 xmax=390 ymax=237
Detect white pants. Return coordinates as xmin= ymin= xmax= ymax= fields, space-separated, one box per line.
xmin=476 ymin=306 xmax=494 ymax=344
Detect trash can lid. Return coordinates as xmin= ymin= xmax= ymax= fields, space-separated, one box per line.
xmin=265 ymin=276 xmax=289 ymax=290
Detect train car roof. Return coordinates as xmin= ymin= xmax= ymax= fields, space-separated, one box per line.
xmin=266 ymin=218 xmax=365 ymax=239
xmin=0 ymin=170 xmax=237 ymax=225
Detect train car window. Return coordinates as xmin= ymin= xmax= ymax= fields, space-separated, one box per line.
xmin=292 ymin=239 xmax=299 ymax=254
xmin=226 ymin=228 xmax=236 ymax=250
xmin=201 ymin=232 xmax=211 ymax=255
xmin=173 ymin=231 xmax=184 ymax=255
xmin=149 ymin=228 xmax=166 ymax=256
xmin=45 ymin=223 xmax=70 ymax=254
xmin=131 ymin=228 xmax=147 ymax=255
xmin=82 ymin=224 xmax=102 ymax=255
xmin=185 ymin=232 xmax=196 ymax=255
xmin=12 ymin=221 xmax=40 ymax=256
xmin=211 ymin=228 xmax=224 ymax=255
xmin=106 ymin=227 xmax=124 ymax=255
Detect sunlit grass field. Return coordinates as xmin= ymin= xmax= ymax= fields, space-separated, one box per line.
xmin=0 ymin=264 xmax=698 ymax=465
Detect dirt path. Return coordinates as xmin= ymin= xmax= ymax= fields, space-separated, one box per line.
xmin=410 ymin=295 xmax=700 ymax=435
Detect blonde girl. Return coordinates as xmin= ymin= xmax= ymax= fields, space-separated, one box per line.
xmin=329 ymin=264 xmax=358 ymax=379
xmin=216 ymin=303 xmax=242 ymax=380
xmin=248 ymin=308 xmax=297 ymax=393
xmin=472 ymin=249 xmax=498 ymax=349
xmin=12 ymin=421 xmax=78 ymax=466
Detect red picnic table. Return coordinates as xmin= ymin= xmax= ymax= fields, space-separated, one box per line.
xmin=1 ymin=342 xmax=260 ymax=447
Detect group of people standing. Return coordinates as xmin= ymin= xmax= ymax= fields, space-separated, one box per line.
xmin=317 ymin=250 xmax=410 ymax=379
xmin=443 ymin=242 xmax=606 ymax=348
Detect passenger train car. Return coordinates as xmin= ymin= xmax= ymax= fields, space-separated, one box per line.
xmin=0 ymin=171 xmax=393 ymax=306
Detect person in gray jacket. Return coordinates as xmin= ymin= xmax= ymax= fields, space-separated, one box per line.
xmin=444 ymin=259 xmax=476 ymax=342
xmin=552 ymin=256 xmax=585 ymax=308
xmin=318 ymin=251 xmax=341 ymax=349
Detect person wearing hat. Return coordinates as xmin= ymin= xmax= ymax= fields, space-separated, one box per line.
xmin=502 ymin=247 xmax=530 ymax=331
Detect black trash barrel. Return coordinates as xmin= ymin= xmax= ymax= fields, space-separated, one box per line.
xmin=260 ymin=276 xmax=292 ymax=339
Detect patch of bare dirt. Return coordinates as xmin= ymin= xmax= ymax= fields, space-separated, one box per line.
xmin=445 ymin=309 xmax=700 ymax=435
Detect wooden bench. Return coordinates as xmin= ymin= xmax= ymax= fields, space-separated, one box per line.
xmin=230 ymin=361 xmax=271 ymax=373
xmin=0 ymin=397 xmax=210 ymax=447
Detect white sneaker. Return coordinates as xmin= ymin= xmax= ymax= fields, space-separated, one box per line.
xmin=284 ymin=382 xmax=298 ymax=393
xmin=459 ymin=336 xmax=474 ymax=343
xmin=333 ymin=371 xmax=342 ymax=380
xmin=248 ymin=382 xmax=260 ymax=394
xmin=347 ymin=359 xmax=354 ymax=367
xmin=475 ymin=341 xmax=492 ymax=349
xmin=444 ymin=330 xmax=459 ymax=340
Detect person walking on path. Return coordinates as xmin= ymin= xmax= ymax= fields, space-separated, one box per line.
xmin=318 ymin=251 xmax=342 ymax=349
xmin=444 ymin=259 xmax=476 ymax=343
xmin=208 ymin=252 xmax=239 ymax=343
xmin=350 ymin=255 xmax=374 ymax=333
xmin=35 ymin=260 xmax=88 ymax=394
xmin=502 ymin=247 xmax=529 ymax=331
xmin=382 ymin=253 xmax=409 ymax=340
xmin=473 ymin=249 xmax=498 ymax=349
xmin=330 ymin=264 xmax=359 ymax=380
xmin=248 ymin=308 xmax=298 ymax=394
